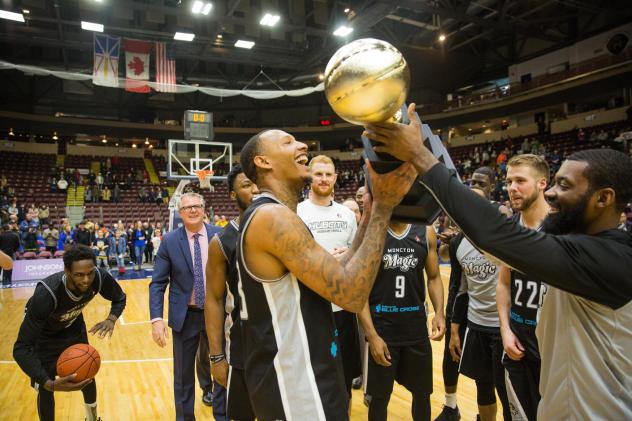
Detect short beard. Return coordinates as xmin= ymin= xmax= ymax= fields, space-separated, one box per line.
xmin=513 ymin=189 xmax=539 ymax=212
xmin=542 ymin=191 xmax=591 ymax=235
xmin=235 ymin=195 xmax=249 ymax=212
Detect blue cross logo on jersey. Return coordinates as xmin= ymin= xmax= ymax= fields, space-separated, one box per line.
xmin=330 ymin=342 xmax=338 ymax=358
xmin=375 ymin=304 xmax=382 ymax=313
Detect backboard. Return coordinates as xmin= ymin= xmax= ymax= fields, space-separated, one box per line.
xmin=167 ymin=138 xmax=233 ymax=181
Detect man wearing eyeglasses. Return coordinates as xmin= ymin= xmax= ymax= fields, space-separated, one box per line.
xmin=149 ymin=192 xmax=223 ymax=421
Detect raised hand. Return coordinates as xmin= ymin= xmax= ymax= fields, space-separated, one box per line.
xmin=366 ymin=159 xmax=417 ymax=209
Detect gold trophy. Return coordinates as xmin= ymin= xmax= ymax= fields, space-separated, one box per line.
xmin=324 ymin=38 xmax=457 ymax=224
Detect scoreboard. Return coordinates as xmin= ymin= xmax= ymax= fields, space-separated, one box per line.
xmin=184 ymin=110 xmax=214 ymax=141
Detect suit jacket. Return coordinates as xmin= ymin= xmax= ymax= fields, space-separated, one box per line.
xmin=149 ymin=223 xmax=221 ymax=332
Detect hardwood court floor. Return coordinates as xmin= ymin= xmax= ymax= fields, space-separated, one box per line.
xmin=0 ymin=267 xmax=500 ymax=420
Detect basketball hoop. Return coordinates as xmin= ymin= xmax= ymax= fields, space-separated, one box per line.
xmin=194 ymin=169 xmax=214 ymax=190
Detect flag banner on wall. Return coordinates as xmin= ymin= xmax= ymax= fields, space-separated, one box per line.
xmin=124 ymin=38 xmax=152 ymax=93
xmin=92 ymin=34 xmax=120 ymax=87
xmin=155 ymin=42 xmax=177 ymax=92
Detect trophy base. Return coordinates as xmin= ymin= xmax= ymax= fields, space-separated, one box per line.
xmin=361 ymin=135 xmax=441 ymax=226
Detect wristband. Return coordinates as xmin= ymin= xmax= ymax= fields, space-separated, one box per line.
xmin=209 ymin=353 xmax=226 ymax=364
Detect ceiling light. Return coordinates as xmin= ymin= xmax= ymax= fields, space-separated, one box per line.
xmin=192 ymin=1 xmax=212 ymax=15
xmin=22 ymin=9 xmax=30 ymax=14
xmin=0 ymin=10 xmax=25 ymax=22
xmin=235 ymin=40 xmax=255 ymax=49
xmin=344 ymin=8 xmax=350 ymax=13
xmin=216 ymin=34 xmax=223 ymax=39
xmin=145 ymin=138 xmax=150 ymax=145
xmin=174 ymin=32 xmax=195 ymax=41
xmin=132 ymin=143 xmax=137 ymax=148
xmin=115 ymin=142 xmax=119 ymax=147
xmin=8 ymin=128 xmax=14 ymax=136
xmin=81 ymin=21 xmax=104 ymax=32
xmin=318 ymin=73 xmax=324 ymax=81
xmin=260 ymin=13 xmax=280 ymax=27
xmin=333 ymin=25 xmax=353 ymax=37
xmin=438 ymin=34 xmax=446 ymax=42
xmin=102 ymin=138 xmax=107 ymax=143
xmin=149 ymin=144 xmax=154 ymax=149
xmin=52 ymin=132 xmax=58 ymax=140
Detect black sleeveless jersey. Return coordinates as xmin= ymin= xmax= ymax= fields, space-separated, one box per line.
xmin=236 ymin=193 xmax=347 ymax=420
xmin=509 ymin=214 xmax=547 ymax=361
xmin=216 ymin=219 xmax=244 ymax=368
xmin=369 ymin=224 xmax=429 ymax=346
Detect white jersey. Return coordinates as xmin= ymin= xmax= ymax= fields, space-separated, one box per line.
xmin=297 ymin=198 xmax=357 ymax=312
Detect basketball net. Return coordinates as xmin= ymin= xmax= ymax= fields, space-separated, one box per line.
xmin=194 ymin=169 xmax=214 ymax=190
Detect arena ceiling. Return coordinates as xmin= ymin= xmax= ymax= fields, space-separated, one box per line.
xmin=0 ymin=0 xmax=631 ymax=138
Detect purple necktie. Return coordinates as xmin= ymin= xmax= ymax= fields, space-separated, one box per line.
xmin=192 ymin=233 xmax=204 ymax=308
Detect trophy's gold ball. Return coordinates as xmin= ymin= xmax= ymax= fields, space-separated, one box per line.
xmin=324 ymin=38 xmax=410 ymax=125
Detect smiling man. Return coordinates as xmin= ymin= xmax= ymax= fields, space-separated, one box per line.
xmin=297 ymin=155 xmax=360 ymax=401
xmin=236 ymin=129 xmax=416 ymax=420
xmin=13 ymin=245 xmax=127 ymax=421
xmin=364 ymin=105 xmax=632 ymax=420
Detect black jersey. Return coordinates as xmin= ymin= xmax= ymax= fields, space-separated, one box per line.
xmin=237 ymin=193 xmax=347 ymax=421
xmin=13 ymin=268 xmax=126 ymax=386
xmin=216 ymin=219 xmax=244 ymax=369
xmin=369 ymin=225 xmax=428 ymax=346
xmin=509 ymin=215 xmax=547 ymax=361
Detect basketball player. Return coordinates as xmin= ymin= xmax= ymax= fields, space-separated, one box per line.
xmin=435 ymin=166 xmax=503 ymax=421
xmin=365 ymin=105 xmax=632 ymax=419
xmin=358 ymin=221 xmax=445 ymax=421
xmin=236 ymin=129 xmax=416 ymax=420
xmin=448 ymin=186 xmax=511 ymax=421
xmin=13 ymin=245 xmax=127 ymax=421
xmin=205 ymin=164 xmax=259 ymax=421
xmin=497 ymin=155 xmax=550 ymax=421
xmin=297 ymin=155 xmax=360 ymax=399
xmin=356 ymin=185 xmax=366 ymax=213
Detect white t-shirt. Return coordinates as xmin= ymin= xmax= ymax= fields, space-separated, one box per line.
xmin=297 ymin=198 xmax=358 ymax=312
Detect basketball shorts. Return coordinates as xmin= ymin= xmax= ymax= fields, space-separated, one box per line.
xmin=458 ymin=322 xmax=503 ymax=384
xmin=502 ymin=354 xmax=541 ymax=421
xmin=31 ymin=320 xmax=89 ymax=390
xmin=333 ymin=310 xmax=361 ymax=396
xmin=227 ymin=366 xmax=256 ymax=421
xmin=363 ymin=339 xmax=433 ymax=398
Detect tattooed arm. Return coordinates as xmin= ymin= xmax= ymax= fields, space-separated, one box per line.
xmin=244 ymin=162 xmax=417 ymax=313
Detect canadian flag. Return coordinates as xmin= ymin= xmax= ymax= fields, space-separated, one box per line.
xmin=123 ymin=38 xmax=152 ymax=93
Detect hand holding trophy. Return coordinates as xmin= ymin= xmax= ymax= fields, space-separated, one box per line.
xmin=323 ymin=38 xmax=458 ymax=224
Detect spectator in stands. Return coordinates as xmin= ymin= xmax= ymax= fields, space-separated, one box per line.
xmin=496 ymin=148 xmax=509 ymax=171
xmin=113 ymin=230 xmax=127 ymax=272
xmin=161 ymin=186 xmax=169 ymax=204
xmin=27 ymin=204 xmax=39 ymax=222
xmin=217 ymin=215 xmax=228 ymax=228
xmin=73 ymin=168 xmax=81 ymax=186
xmin=75 ymin=221 xmax=93 ymax=246
xmin=0 ymin=223 xmax=20 ymax=284
xmin=147 ymin=187 xmax=155 ymax=203
xmin=151 ymin=229 xmax=162 ymax=261
xmin=38 ymin=204 xmax=50 ymax=226
xmin=42 ymin=224 xmax=58 ymax=254
xmin=577 ymin=127 xmax=586 ymax=143
xmin=84 ymin=188 xmax=92 ymax=203
xmin=93 ymin=231 xmax=109 ymax=268
xmin=23 ymin=226 xmax=38 ymax=252
xmin=618 ymin=212 xmax=628 ymax=231
xmin=212 ymin=215 xmax=221 ymax=226
xmin=102 ymin=186 xmax=111 ymax=202
xmin=113 ymin=183 xmax=121 ymax=203
xmin=57 ymin=224 xmax=73 ymax=252
xmin=154 ymin=187 xmax=163 ymax=204
xmin=92 ymin=184 xmax=101 ymax=203
xmin=7 ymin=199 xmax=18 ymax=217
xmin=132 ymin=221 xmax=146 ymax=271
xmin=49 ymin=177 xmax=57 ymax=193
xmin=57 ymin=177 xmax=68 ymax=192
xmin=143 ymin=221 xmax=154 ymax=264
xmin=96 ymin=172 xmax=104 ymax=189
xmin=521 ymin=137 xmax=531 ymax=153
xmin=138 ymin=185 xmax=148 ymax=203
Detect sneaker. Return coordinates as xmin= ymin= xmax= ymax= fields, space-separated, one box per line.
xmin=434 ymin=405 xmax=461 ymax=421
xmin=351 ymin=376 xmax=362 ymax=390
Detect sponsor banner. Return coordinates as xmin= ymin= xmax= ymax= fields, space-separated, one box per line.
xmin=11 ymin=259 xmax=64 ymax=282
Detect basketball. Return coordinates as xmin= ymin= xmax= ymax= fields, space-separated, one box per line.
xmin=324 ymin=38 xmax=410 ymax=125
xmin=56 ymin=344 xmax=101 ymax=382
